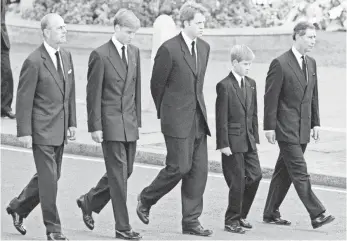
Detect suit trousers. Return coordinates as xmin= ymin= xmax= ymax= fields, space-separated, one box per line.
xmin=222 ymin=146 xmax=262 ymax=225
xmin=96 ymin=140 xmax=136 ymax=231
xmin=1 ymin=47 xmax=13 ymax=112
xmin=140 ymin=110 xmax=208 ymax=228
xmin=263 ymin=141 xmax=325 ymax=220
xmin=9 ymin=144 xmax=64 ymax=234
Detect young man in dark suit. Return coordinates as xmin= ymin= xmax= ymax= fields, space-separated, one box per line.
xmin=136 ymin=2 xmax=212 ymax=237
xmin=263 ymin=21 xmax=334 ymax=229
xmin=215 ymin=45 xmax=262 ymax=234
xmin=1 ymin=0 xmax=20 ymax=119
xmin=6 ymin=13 xmax=76 ymax=240
xmin=77 ymin=9 xmax=142 ymax=240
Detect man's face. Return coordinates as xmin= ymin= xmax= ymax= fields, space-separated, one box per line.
xmin=185 ymin=12 xmax=205 ymax=38
xmin=298 ymin=29 xmax=316 ymax=53
xmin=45 ymin=16 xmax=67 ymax=45
xmin=115 ymin=25 xmax=137 ymax=45
xmin=233 ymin=60 xmax=252 ymax=77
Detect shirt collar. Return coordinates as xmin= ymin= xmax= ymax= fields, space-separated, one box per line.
xmin=44 ymin=41 xmax=60 ymax=56
xmin=181 ymin=31 xmax=197 ymax=50
xmin=231 ymin=69 xmax=243 ymax=84
xmin=292 ymin=46 xmax=304 ymax=63
xmin=112 ymin=35 xmax=127 ymax=53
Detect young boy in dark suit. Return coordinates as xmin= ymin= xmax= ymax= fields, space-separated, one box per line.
xmin=215 ymin=45 xmax=262 ymax=234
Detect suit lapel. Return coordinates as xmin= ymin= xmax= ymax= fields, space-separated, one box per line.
xmin=60 ymin=49 xmax=70 ymax=99
xmin=123 ymin=45 xmax=136 ymax=93
xmin=303 ymin=56 xmax=315 ymax=100
xmin=179 ymin=34 xmax=197 ymax=76
xmin=107 ymin=40 xmax=127 ymax=81
xmin=41 ymin=45 xmax=64 ymax=95
xmin=229 ymin=72 xmax=246 ymax=110
xmin=287 ymin=50 xmax=306 ymax=90
xmin=196 ymin=39 xmax=206 ymax=80
xmin=245 ymin=77 xmax=253 ymax=112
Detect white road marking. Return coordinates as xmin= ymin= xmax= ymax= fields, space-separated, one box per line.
xmin=1 ymin=145 xmax=346 ymax=194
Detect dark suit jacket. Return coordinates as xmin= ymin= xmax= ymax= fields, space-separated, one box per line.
xmin=215 ymin=72 xmax=259 ymax=153
xmin=1 ymin=0 xmax=10 ymax=50
xmin=264 ymin=49 xmax=320 ymax=144
xmin=151 ymin=33 xmax=211 ymax=138
xmin=16 ymin=44 xmax=77 ymax=145
xmin=87 ymin=40 xmax=141 ymax=142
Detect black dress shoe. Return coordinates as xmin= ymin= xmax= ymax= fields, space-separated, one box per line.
xmin=136 ymin=195 xmax=150 ymax=225
xmin=2 ymin=110 xmax=15 ymax=119
xmin=311 ymin=213 xmax=335 ymax=229
xmin=240 ymin=218 xmax=252 ymax=229
xmin=76 ymin=197 xmax=94 ymax=230
xmin=182 ymin=225 xmax=213 ymax=237
xmin=224 ymin=223 xmax=246 ymax=234
xmin=47 ymin=233 xmax=68 ymax=240
xmin=263 ymin=216 xmax=291 ymax=225
xmin=6 ymin=206 xmax=26 ymax=235
xmin=116 ymin=230 xmax=142 ymax=240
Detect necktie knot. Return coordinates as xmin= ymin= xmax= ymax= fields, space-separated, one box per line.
xmin=122 ymin=45 xmax=125 ymax=51
xmin=241 ymin=78 xmax=244 ymax=88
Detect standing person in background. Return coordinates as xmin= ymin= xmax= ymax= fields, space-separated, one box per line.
xmin=77 ymin=9 xmax=142 ymax=240
xmin=262 ymin=21 xmax=334 ymax=229
xmin=136 ymin=1 xmax=213 ymax=237
xmin=6 ymin=13 xmax=76 ymax=240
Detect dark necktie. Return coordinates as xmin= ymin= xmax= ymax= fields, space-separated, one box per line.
xmin=121 ymin=45 xmax=128 ymax=70
xmin=301 ymin=55 xmax=307 ymax=82
xmin=191 ymin=41 xmax=196 ymax=72
xmin=55 ymin=51 xmax=65 ymax=82
xmin=241 ymin=77 xmax=246 ymax=98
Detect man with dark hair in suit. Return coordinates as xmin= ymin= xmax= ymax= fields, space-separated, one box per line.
xmin=78 ymin=8 xmax=142 ymax=240
xmin=6 ymin=13 xmax=76 ymax=240
xmin=1 ymin=0 xmax=20 ymax=119
xmin=136 ymin=1 xmax=213 ymax=237
xmin=263 ymin=21 xmax=334 ymax=229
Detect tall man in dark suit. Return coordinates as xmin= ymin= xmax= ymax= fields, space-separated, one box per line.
xmin=79 ymin=9 xmax=142 ymax=240
xmin=215 ymin=45 xmax=262 ymax=234
xmin=263 ymin=21 xmax=334 ymax=229
xmin=6 ymin=13 xmax=76 ymax=240
xmin=136 ymin=2 xmax=213 ymax=237
xmin=1 ymin=0 xmax=20 ymax=119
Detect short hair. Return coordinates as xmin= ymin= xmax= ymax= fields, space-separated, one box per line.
xmin=179 ymin=1 xmax=207 ymax=27
xmin=292 ymin=21 xmax=316 ymax=40
xmin=113 ymin=8 xmax=140 ymax=30
xmin=41 ymin=13 xmax=60 ymax=31
xmin=230 ymin=45 xmax=255 ymax=63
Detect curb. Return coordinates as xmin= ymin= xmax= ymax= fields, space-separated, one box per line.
xmin=1 ymin=133 xmax=346 ymax=189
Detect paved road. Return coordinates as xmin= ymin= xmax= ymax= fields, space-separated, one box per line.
xmin=1 ymin=146 xmax=346 ymax=240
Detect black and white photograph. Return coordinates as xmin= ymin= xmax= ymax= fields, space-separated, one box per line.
xmin=1 ymin=0 xmax=346 ymax=240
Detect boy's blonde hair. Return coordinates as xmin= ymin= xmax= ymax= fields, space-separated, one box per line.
xmin=113 ymin=8 xmax=140 ymax=30
xmin=230 ymin=45 xmax=255 ymax=63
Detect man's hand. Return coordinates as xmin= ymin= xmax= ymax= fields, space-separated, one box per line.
xmin=67 ymin=127 xmax=76 ymax=141
xmin=219 ymin=147 xmax=232 ymax=156
xmin=311 ymin=126 xmax=320 ymax=142
xmin=91 ymin=131 xmax=103 ymax=143
xmin=18 ymin=136 xmax=32 ymax=149
xmin=265 ymin=130 xmax=276 ymax=144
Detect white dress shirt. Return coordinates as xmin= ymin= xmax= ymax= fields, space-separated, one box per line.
xmin=43 ymin=41 xmax=64 ymax=74
xmin=181 ymin=31 xmax=197 ymax=64
xmin=231 ymin=69 xmax=243 ymax=88
xmin=112 ymin=35 xmax=128 ymax=63
xmin=292 ymin=46 xmax=305 ymax=69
